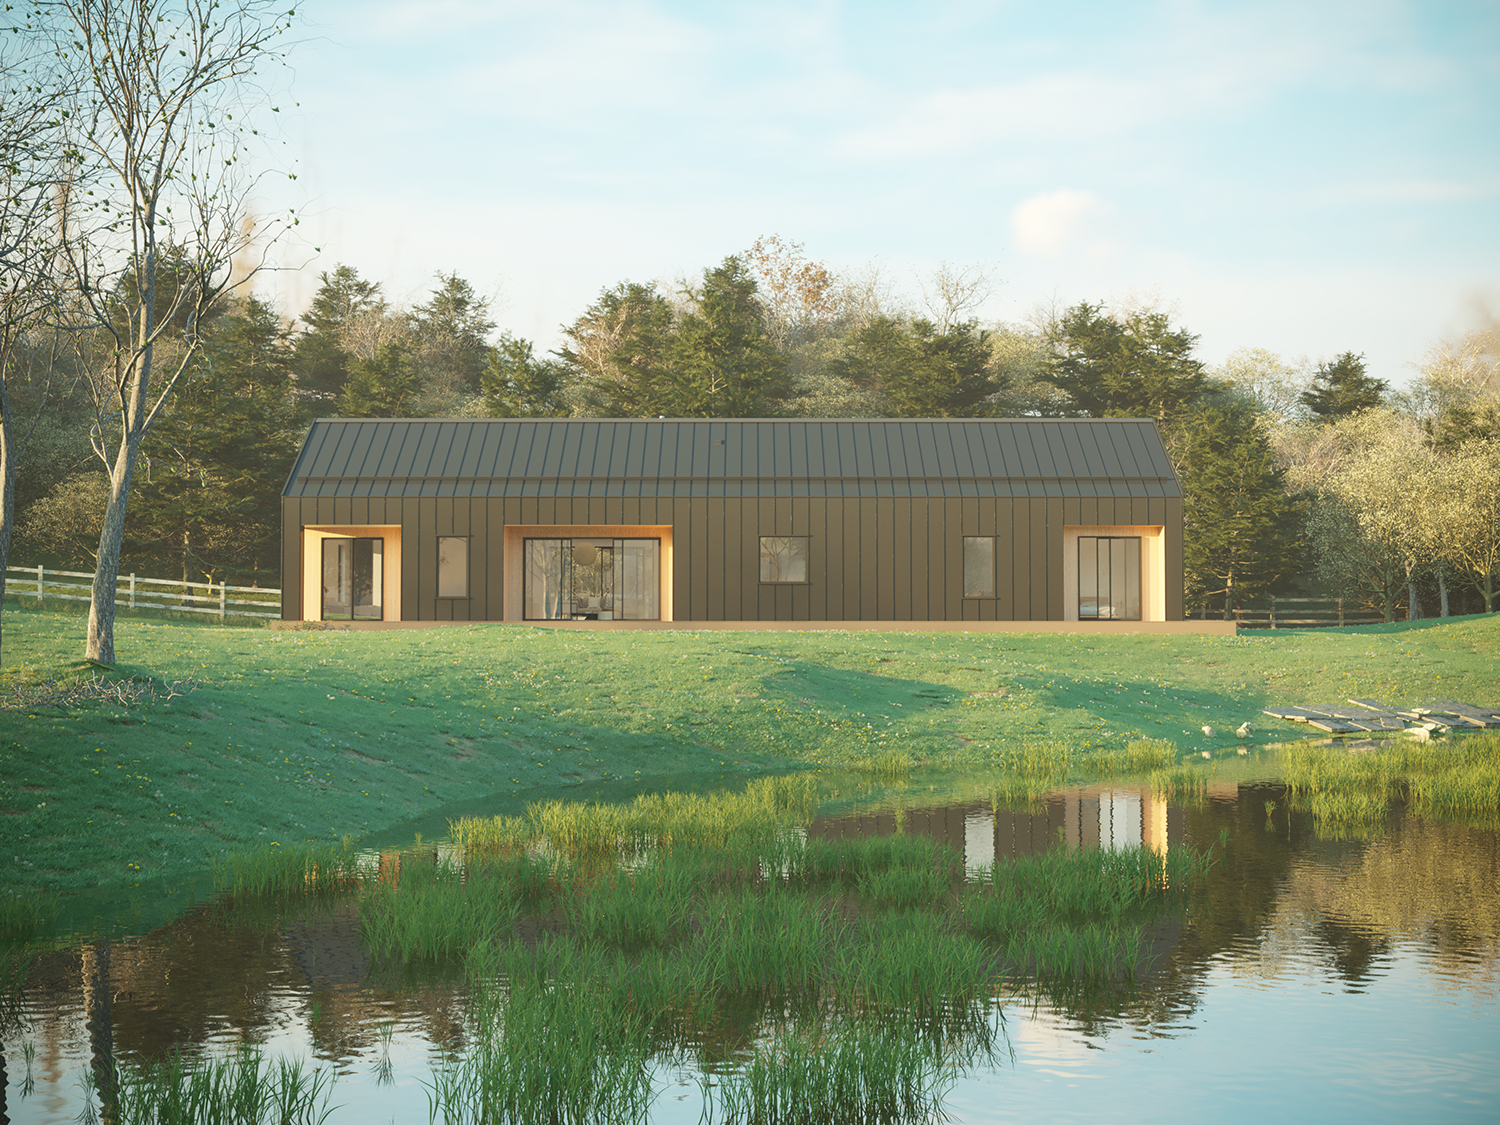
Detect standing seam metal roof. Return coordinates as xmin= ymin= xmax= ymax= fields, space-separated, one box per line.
xmin=283 ymin=419 xmax=1181 ymax=500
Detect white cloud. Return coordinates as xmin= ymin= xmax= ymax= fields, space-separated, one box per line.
xmin=1011 ymin=189 xmax=1113 ymax=258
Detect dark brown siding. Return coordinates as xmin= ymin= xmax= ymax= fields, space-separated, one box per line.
xmin=283 ymin=418 xmax=1183 ymax=622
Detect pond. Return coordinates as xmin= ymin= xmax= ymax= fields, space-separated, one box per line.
xmin=3 ymin=777 xmax=1497 ymax=1124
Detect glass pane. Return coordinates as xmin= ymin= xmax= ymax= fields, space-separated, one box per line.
xmin=353 ymin=538 xmax=383 ymax=619
xmin=760 ymin=537 xmax=807 ymax=583
xmin=438 ymin=536 xmax=468 ymax=598
xmin=963 ymin=537 xmax=994 ymax=598
xmin=1078 ymin=537 xmax=1100 ymax=618
xmin=1108 ymin=538 xmax=1128 ymax=621
xmin=619 ymin=539 xmax=660 ymax=620
xmin=322 ymin=539 xmax=351 ymax=619
xmin=524 ymin=539 xmax=568 ymax=619
xmin=1122 ymin=537 xmax=1141 ymax=620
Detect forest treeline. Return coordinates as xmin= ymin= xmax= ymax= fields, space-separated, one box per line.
xmin=11 ymin=234 xmax=1499 ymax=620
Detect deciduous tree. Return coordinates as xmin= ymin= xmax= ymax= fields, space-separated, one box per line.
xmin=54 ymin=0 xmax=295 ymax=663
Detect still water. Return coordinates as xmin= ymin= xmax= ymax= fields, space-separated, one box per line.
xmin=4 ymin=781 xmax=1498 ymax=1124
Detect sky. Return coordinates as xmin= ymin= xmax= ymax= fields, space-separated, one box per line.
xmin=248 ymin=0 xmax=1500 ymax=386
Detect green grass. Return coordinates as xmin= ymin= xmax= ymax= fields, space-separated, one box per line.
xmin=3 ymin=598 xmax=1497 ymax=897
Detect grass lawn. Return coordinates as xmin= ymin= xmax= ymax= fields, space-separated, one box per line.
xmin=2 ymin=598 xmax=1496 ymax=908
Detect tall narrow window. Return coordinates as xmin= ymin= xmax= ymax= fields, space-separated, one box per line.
xmin=322 ymin=538 xmax=383 ymax=620
xmin=1078 ymin=536 xmax=1141 ymax=620
xmin=963 ymin=536 xmax=995 ymax=598
xmin=759 ymin=536 xmax=808 ymax=583
xmin=438 ymin=536 xmax=468 ymax=598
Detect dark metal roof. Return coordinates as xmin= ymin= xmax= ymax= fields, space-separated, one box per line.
xmin=283 ymin=419 xmax=1181 ymax=500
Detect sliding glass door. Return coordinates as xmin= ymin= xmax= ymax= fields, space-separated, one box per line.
xmin=524 ymin=538 xmax=660 ymax=620
xmin=322 ymin=538 xmax=383 ymax=620
xmin=1078 ymin=536 xmax=1140 ymax=620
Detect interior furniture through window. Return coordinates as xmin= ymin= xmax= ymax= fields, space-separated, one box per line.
xmin=1078 ymin=535 xmax=1141 ymax=620
xmin=322 ymin=537 xmax=383 ymax=620
xmin=523 ymin=538 xmax=660 ymax=620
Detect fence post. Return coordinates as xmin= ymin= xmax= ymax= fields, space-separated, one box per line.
xmin=37 ymin=564 xmax=44 ymax=600
xmin=1269 ymin=594 xmax=1277 ymax=630
xmin=219 ymin=581 xmax=226 ymax=621
xmin=130 ymin=573 xmax=136 ymax=609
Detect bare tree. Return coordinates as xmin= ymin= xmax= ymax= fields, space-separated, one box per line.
xmin=0 ymin=21 xmax=73 ymax=665
xmin=51 ymin=0 xmax=294 ymax=663
xmin=917 ymin=262 xmax=994 ymax=333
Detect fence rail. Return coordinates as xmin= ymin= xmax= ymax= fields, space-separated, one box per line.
xmin=4 ymin=565 xmax=281 ymax=620
xmin=1189 ymin=592 xmax=1386 ymax=628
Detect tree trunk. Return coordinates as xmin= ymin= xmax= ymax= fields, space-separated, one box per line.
xmin=1438 ymin=566 xmax=1449 ymax=617
xmin=1485 ymin=570 xmax=1495 ymax=614
xmin=86 ymin=442 xmax=140 ymax=665
xmin=0 ymin=381 xmax=16 ymax=669
xmin=1407 ymin=578 xmax=1421 ymax=622
xmin=82 ymin=940 xmax=117 ymax=1125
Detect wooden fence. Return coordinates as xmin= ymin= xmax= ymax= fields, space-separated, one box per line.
xmin=4 ymin=565 xmax=281 ymax=621
xmin=1188 ymin=592 xmax=1387 ymax=629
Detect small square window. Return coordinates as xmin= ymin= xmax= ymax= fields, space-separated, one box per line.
xmin=438 ymin=536 xmax=469 ymax=598
xmin=760 ymin=536 xmax=808 ymax=583
xmin=963 ymin=536 xmax=995 ymax=598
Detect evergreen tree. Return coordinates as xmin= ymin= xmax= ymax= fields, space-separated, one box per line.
xmin=1043 ymin=302 xmax=1208 ymax=422
xmin=482 ymin=334 xmax=568 ymax=417
xmin=410 ymin=271 xmax=496 ymax=396
xmin=292 ymin=265 xmax=386 ymax=402
xmin=1165 ymin=392 xmax=1306 ymax=616
xmin=829 ymin=316 xmax=1001 ymax=417
xmin=128 ymin=297 xmax=302 ymax=583
xmin=559 ymin=282 xmax=678 ymax=417
xmin=339 ymin=343 xmax=424 ymax=418
xmin=666 ymin=257 xmax=787 ymax=417
xmin=1299 ymin=351 xmax=1386 ymax=419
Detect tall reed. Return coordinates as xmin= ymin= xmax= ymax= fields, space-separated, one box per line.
xmin=706 ymin=1019 xmax=951 ymax=1125
xmin=210 ymin=838 xmax=362 ymax=897
xmin=427 ymin=982 xmax=654 ymax=1125
xmin=89 ymin=1044 xmax=335 ymax=1125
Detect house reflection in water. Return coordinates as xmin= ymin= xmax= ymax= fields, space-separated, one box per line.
xmin=809 ymin=785 xmax=1199 ymax=873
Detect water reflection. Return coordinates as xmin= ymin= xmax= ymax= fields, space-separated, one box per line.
xmin=3 ymin=782 xmax=1498 ymax=1124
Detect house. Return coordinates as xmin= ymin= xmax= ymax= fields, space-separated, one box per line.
xmin=280 ymin=417 xmax=1193 ymax=627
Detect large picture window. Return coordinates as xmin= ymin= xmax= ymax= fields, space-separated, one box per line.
xmin=759 ymin=536 xmax=808 ymax=583
xmin=963 ymin=536 xmax=995 ymax=598
xmin=438 ymin=537 xmax=468 ymax=598
xmin=523 ymin=538 xmax=660 ymax=620
xmin=322 ymin=538 xmax=383 ymax=620
xmin=1078 ymin=536 xmax=1141 ymax=620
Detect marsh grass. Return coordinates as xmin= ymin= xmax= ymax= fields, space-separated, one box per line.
xmin=86 ymin=1044 xmax=336 ymax=1125
xmin=965 ymin=842 xmax=1219 ymax=980
xmin=1279 ymin=732 xmax=1500 ymax=831
xmin=0 ymin=892 xmax=46 ymax=943
xmin=360 ymin=858 xmax=522 ymax=961
xmin=427 ymin=983 xmax=655 ymax=1125
xmin=210 ymin=839 xmax=363 ymax=898
xmin=705 ymin=1019 xmax=953 ymax=1125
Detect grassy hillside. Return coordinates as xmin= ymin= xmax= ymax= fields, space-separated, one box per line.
xmin=2 ymin=600 xmax=1496 ymax=902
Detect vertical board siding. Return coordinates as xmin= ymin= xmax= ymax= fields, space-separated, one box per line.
xmin=283 ymin=419 xmax=1183 ymax=622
